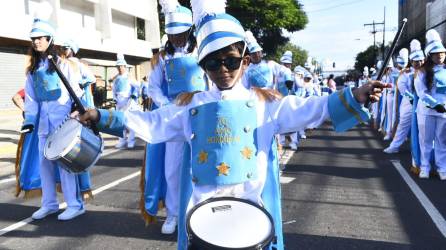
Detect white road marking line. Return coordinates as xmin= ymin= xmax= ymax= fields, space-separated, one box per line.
xmin=391 ymin=160 xmax=446 ymax=238
xmin=280 ymin=176 xmax=295 ymax=184
xmin=0 ymin=177 xmax=15 ymax=184
xmin=0 ymin=148 xmax=121 ymax=186
xmin=0 ymin=171 xmax=140 ymax=236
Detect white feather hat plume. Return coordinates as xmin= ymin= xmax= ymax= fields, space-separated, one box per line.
xmin=364 ymin=66 xmax=369 ymax=71
xmin=426 ymin=29 xmax=442 ymax=43
xmin=245 ymin=30 xmax=257 ymax=45
xmin=399 ymin=48 xmax=409 ymax=61
xmin=34 ymin=1 xmax=53 ymax=21
xmin=191 ymin=0 xmax=227 ymax=26
xmin=159 ymin=0 xmax=179 ymax=14
xmin=117 ymin=53 xmax=125 ymax=60
xmin=410 ymin=39 xmax=422 ymax=52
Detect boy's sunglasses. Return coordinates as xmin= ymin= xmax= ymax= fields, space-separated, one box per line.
xmin=203 ymin=57 xmax=243 ymax=71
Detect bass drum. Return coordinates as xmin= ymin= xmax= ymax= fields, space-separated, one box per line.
xmin=44 ymin=118 xmax=103 ymax=173
xmin=187 ymin=197 xmax=275 ymax=250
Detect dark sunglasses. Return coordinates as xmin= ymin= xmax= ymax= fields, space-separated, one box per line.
xmin=203 ymin=57 xmax=243 ymax=71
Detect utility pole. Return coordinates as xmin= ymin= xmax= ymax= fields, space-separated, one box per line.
xmin=364 ymin=17 xmax=385 ymax=65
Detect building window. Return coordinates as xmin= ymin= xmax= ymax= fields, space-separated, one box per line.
xmin=136 ymin=17 xmax=145 ymax=40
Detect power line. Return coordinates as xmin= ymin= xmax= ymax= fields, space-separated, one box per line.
xmin=304 ymin=0 xmax=368 ymax=13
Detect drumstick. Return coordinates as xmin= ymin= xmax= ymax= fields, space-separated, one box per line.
xmin=47 ymin=55 xmax=100 ymax=135
xmin=366 ymin=18 xmax=408 ymax=108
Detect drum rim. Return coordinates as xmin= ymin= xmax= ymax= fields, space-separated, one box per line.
xmin=186 ymin=196 xmax=275 ymax=250
xmin=44 ymin=119 xmax=81 ymax=160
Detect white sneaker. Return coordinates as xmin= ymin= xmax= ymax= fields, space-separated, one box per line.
xmin=115 ymin=140 xmax=127 ymax=149
xmin=32 ymin=207 xmax=59 ymax=220
xmin=58 ymin=207 xmax=85 ymax=221
xmin=438 ymin=172 xmax=446 ymax=181
xmin=383 ymin=147 xmax=399 ymax=154
xmin=161 ymin=216 xmax=177 ymax=234
xmin=419 ymin=169 xmax=430 ymax=179
xmin=289 ymin=143 xmax=298 ymax=151
xmin=383 ymin=135 xmax=391 ymax=141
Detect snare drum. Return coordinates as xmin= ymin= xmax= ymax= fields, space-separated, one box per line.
xmin=187 ymin=197 xmax=275 ymax=250
xmin=44 ymin=118 xmax=103 ymax=173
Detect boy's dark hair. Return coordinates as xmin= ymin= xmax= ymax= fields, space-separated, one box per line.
xmin=198 ymin=41 xmax=248 ymax=68
xmin=165 ymin=27 xmax=197 ymax=55
xmin=27 ymin=36 xmax=59 ymax=74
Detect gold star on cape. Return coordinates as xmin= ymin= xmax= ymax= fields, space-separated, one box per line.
xmin=240 ymin=146 xmax=253 ymax=160
xmin=198 ymin=150 xmax=208 ymax=164
xmin=216 ymin=163 xmax=230 ymax=176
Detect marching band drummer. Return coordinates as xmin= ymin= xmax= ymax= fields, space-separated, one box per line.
xmin=21 ymin=1 xmax=86 ymax=221
xmin=77 ymin=0 xmax=388 ymax=248
xmin=144 ymin=0 xmax=207 ymax=234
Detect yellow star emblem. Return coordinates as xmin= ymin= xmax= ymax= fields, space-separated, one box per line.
xmin=216 ymin=162 xmax=230 ymax=176
xmin=241 ymin=146 xmax=253 ymax=160
xmin=198 ymin=150 xmax=208 ymax=164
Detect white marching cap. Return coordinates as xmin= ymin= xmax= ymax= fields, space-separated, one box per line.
xmin=280 ymin=50 xmax=293 ymax=64
xmin=29 ymin=1 xmax=55 ymax=38
xmin=160 ymin=0 xmax=192 ymax=35
xmin=245 ymin=30 xmax=262 ymax=53
xmin=116 ymin=53 xmax=127 ymax=66
xmin=192 ymin=0 xmax=246 ymax=62
xmin=396 ymin=48 xmax=409 ymax=67
xmin=425 ymin=29 xmax=446 ymax=55
xmin=409 ymin=39 xmax=425 ymax=61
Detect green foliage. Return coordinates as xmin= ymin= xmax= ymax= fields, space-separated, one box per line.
xmin=175 ymin=0 xmax=308 ymax=55
xmin=354 ymin=45 xmax=376 ymax=72
xmin=266 ymin=42 xmax=308 ymax=68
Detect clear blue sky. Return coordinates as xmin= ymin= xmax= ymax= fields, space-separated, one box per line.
xmin=290 ymin=0 xmax=398 ymax=70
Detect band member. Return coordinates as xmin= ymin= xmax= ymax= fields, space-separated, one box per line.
xmin=381 ymin=58 xmax=395 ymax=140
xmin=61 ymin=39 xmax=96 ymax=108
xmin=407 ymin=39 xmax=425 ymax=174
xmin=22 ymin=1 xmax=85 ymax=220
xmin=243 ymin=31 xmax=286 ymax=90
xmin=143 ymin=0 xmax=206 ymax=234
xmin=112 ymin=54 xmax=139 ymax=149
xmin=384 ymin=48 xmax=411 ymax=153
xmin=414 ymin=29 xmax=446 ymax=180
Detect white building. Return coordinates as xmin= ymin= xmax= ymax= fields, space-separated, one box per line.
xmin=0 ymin=0 xmax=161 ymax=109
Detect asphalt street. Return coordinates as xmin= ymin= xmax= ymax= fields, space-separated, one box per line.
xmin=0 ymin=123 xmax=445 ymax=249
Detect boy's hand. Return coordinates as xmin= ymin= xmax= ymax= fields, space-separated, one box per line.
xmin=353 ymin=80 xmax=391 ymax=104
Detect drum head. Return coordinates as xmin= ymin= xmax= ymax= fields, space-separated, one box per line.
xmin=45 ymin=119 xmax=81 ymax=160
xmin=187 ymin=197 xmax=274 ymax=249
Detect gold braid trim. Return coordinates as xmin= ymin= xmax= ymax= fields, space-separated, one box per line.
xmin=337 ymin=89 xmax=364 ymax=123
xmin=14 ymin=134 xmax=25 ymax=197
xmin=139 ymin=144 xmax=163 ymax=226
xmin=23 ymin=189 xmax=42 ymax=199
xmin=82 ymin=190 xmax=94 ymax=202
xmin=252 ymin=87 xmax=283 ymax=102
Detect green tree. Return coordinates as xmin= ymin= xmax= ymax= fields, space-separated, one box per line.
xmin=267 ymin=42 xmax=308 ymax=67
xmin=176 ymin=0 xmax=308 ymax=55
xmin=354 ymin=45 xmax=376 ymax=73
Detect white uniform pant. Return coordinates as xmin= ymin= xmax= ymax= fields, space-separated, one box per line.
xmin=116 ymin=101 xmax=135 ymax=145
xmin=389 ymin=98 xmax=412 ymax=149
xmin=38 ymin=136 xmax=83 ymax=210
xmin=385 ymin=92 xmax=394 ymax=135
xmin=417 ymin=114 xmax=446 ymax=172
xmin=164 ymin=141 xmax=184 ymax=217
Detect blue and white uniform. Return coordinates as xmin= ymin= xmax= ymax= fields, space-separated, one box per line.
xmin=23 ymin=58 xmax=85 ymax=212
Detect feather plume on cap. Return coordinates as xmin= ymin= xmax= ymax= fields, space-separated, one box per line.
xmin=399 ymin=48 xmax=409 ymax=60
xmin=364 ymin=66 xmax=369 ymax=71
xmin=245 ymin=30 xmax=257 ymax=45
xmin=117 ymin=53 xmax=125 ymax=60
xmin=410 ymin=39 xmax=422 ymax=52
xmin=159 ymin=0 xmax=179 ymax=14
xmin=33 ymin=1 xmax=53 ymax=21
xmin=426 ymin=29 xmax=442 ymax=43
xmin=191 ymin=0 xmax=227 ymax=26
